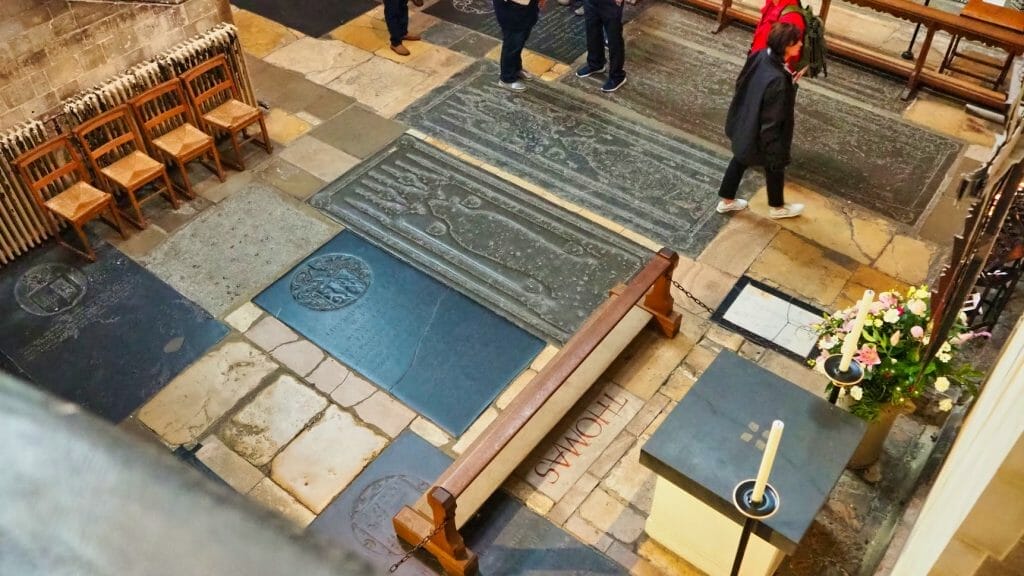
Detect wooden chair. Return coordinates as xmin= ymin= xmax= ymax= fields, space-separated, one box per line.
xmin=180 ymin=54 xmax=272 ymax=170
xmin=129 ymin=78 xmax=225 ymax=199
xmin=13 ymin=135 xmax=127 ymax=262
xmin=73 ymin=104 xmax=179 ymax=229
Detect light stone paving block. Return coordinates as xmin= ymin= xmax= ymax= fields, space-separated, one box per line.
xmin=245 ymin=315 xmax=299 ymax=352
xmin=704 ymin=323 xmax=745 ymax=351
xmin=452 ymin=407 xmax=499 ymax=454
xmin=903 ymin=96 xmax=998 ymax=147
xmin=264 ymin=36 xmax=374 ymax=85
xmin=530 ymin=345 xmax=560 ymax=371
xmin=263 ymin=108 xmax=312 ymax=145
xmin=547 ymin=472 xmax=601 ymax=526
xmin=580 ymin=487 xmax=626 ymax=532
xmin=671 ymin=257 xmax=738 ymax=317
xmin=410 ymin=416 xmax=451 ymax=447
xmin=329 ymin=371 xmax=378 ymax=407
xmin=271 ymin=340 xmax=324 ymax=377
xmin=607 ymin=329 xmax=696 ymax=400
xmin=374 ymin=39 xmax=434 ymax=62
xmin=606 ymin=541 xmax=643 ymax=572
xmin=873 ymin=235 xmax=938 ymax=286
xmin=747 ymin=230 xmax=855 ymax=307
xmin=224 ymin=302 xmax=263 ymax=332
xmin=758 ymin=349 xmax=830 ymax=399
xmin=565 ymin=512 xmax=609 ymax=548
xmin=354 ymin=391 xmax=416 ymax=438
xmin=271 ymin=406 xmax=387 ymax=512
xmin=329 ymin=18 xmax=389 ymax=52
xmin=248 ymin=478 xmax=316 ymax=528
xmin=218 ymin=374 xmax=328 ymax=466
xmin=625 ymin=393 xmax=671 ymax=437
xmin=965 ymin=143 xmax=994 ymax=162
xmin=278 ymin=136 xmax=361 ymax=183
xmin=306 ymin=356 xmax=351 ymax=395
xmin=255 ymin=156 xmax=327 ymax=202
xmin=662 ymin=367 xmax=696 ymax=402
xmin=195 ymin=436 xmax=264 ymax=493
xmin=138 ymin=341 xmax=277 ymax=445
xmin=603 ymin=444 xmax=656 ymax=513
xmin=587 ymin=432 xmax=636 ymax=480
xmin=504 ymin=477 xmax=555 ymax=516
xmin=406 ymin=44 xmax=474 ymax=77
xmin=327 ymin=57 xmax=430 ymax=116
xmin=234 ymin=8 xmax=301 ymax=58
xmin=697 ymin=213 xmax=779 ymax=277
xmin=495 ymin=369 xmax=537 ymax=410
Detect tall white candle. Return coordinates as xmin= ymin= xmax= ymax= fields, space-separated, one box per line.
xmin=752 ymin=420 xmax=784 ymax=503
xmin=839 ymin=290 xmax=875 ymax=371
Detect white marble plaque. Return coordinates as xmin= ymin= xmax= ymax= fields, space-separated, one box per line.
xmin=721 ymin=283 xmax=821 ymax=358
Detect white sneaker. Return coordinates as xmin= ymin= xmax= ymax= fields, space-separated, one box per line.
xmin=498 ymin=80 xmax=527 ymax=92
xmin=716 ymin=199 xmax=748 ymax=213
xmin=769 ymin=203 xmax=805 ymax=219
xmin=518 ymin=69 xmax=535 ymax=81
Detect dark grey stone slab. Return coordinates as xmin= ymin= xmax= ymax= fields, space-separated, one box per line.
xmin=421 ymin=19 xmax=474 ymax=47
xmin=640 ymin=351 xmax=865 ymax=553
xmin=310 ymin=105 xmax=408 ymax=159
xmin=310 ymin=135 xmax=648 ymax=343
xmin=308 ymin=431 xmax=624 ymax=575
xmin=563 ymin=6 xmax=961 ymax=224
xmin=448 ymin=31 xmax=501 ymax=59
xmin=0 ymin=241 xmax=228 ymax=422
xmin=254 ymin=231 xmax=544 ymax=434
xmin=398 ymin=60 xmax=752 ymax=257
xmin=425 ymin=0 xmax=641 ymax=63
xmin=233 ymin=0 xmax=377 ymax=37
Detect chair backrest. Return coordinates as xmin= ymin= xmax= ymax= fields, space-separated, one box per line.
xmin=72 ymin=104 xmax=146 ymax=171
xmin=12 ymin=135 xmax=92 ymax=209
xmin=180 ymin=54 xmax=240 ymax=118
xmin=129 ymin=78 xmax=196 ymax=148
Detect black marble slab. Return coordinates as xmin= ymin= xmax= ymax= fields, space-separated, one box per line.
xmin=310 ymin=135 xmax=648 ymax=344
xmin=640 ymin=350 xmax=865 ymax=554
xmin=0 ymin=242 xmax=228 ymax=422
xmin=233 ymin=0 xmax=378 ymax=37
xmin=254 ymin=231 xmax=544 ymax=435
xmin=398 ymin=60 xmax=754 ymax=257
xmin=424 ymin=0 xmax=641 ymax=63
xmin=308 ymin=431 xmax=624 ymax=575
xmin=563 ymin=6 xmax=961 ymax=224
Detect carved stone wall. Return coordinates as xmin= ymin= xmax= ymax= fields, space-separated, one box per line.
xmin=0 ymin=0 xmax=231 ymax=129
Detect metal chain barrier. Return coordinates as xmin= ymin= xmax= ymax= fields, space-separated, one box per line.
xmin=388 ymin=522 xmax=445 ymax=573
xmin=671 ymin=279 xmax=717 ymax=316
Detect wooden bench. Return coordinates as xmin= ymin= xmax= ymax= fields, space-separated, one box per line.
xmin=392 ymin=249 xmax=682 ymax=576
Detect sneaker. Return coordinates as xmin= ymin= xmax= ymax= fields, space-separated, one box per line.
xmin=576 ymin=63 xmax=606 ymax=78
xmin=518 ymin=69 xmax=535 ymax=81
xmin=498 ymin=80 xmax=527 ymax=92
xmin=716 ymin=199 xmax=748 ymax=213
xmin=390 ymin=43 xmax=411 ymax=56
xmin=574 ymin=5 xmax=585 ymax=15
xmin=601 ymin=75 xmax=627 ymax=92
xmin=769 ymin=203 xmax=805 ymax=219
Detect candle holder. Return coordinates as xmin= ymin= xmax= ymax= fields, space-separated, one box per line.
xmin=729 ymin=480 xmax=780 ymax=576
xmin=823 ymin=354 xmax=864 ymax=405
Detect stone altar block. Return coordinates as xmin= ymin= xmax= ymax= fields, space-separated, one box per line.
xmin=640 ymin=351 xmax=864 ymax=576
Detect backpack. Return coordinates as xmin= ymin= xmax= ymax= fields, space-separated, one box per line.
xmin=781 ymin=1 xmax=827 ymax=78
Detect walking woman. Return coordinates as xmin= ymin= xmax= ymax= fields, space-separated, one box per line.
xmin=494 ymin=0 xmax=545 ymax=91
xmin=751 ymin=0 xmax=806 ymax=73
xmin=716 ymin=22 xmax=804 ymax=219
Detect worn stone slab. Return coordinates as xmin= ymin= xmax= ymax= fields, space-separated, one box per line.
xmin=330 ymin=371 xmax=378 ymax=407
xmin=233 ymin=0 xmax=376 ymax=37
xmin=138 ymin=340 xmax=278 ymax=445
xmin=307 ymin=356 xmax=351 ymax=394
xmin=278 ymin=136 xmax=362 ymax=183
xmin=747 ymin=230 xmax=855 ymax=308
xmin=141 ymin=184 xmax=337 ymax=317
xmin=224 ymin=302 xmax=264 ymax=332
xmin=248 ymin=478 xmax=316 ymax=528
xmin=714 ymin=276 xmax=825 ymax=362
xmin=254 ymin=157 xmax=326 ymax=202
xmin=448 ymin=30 xmax=501 ymax=58
xmin=234 ymin=7 xmax=301 ymax=58
xmin=327 ymin=57 xmax=430 ymax=117
xmin=254 ymin=231 xmax=544 ymax=435
xmin=873 ymin=235 xmax=938 ymax=285
xmin=0 ymin=241 xmax=228 ymax=422
xmin=271 ymin=405 xmax=387 ymax=513
xmin=521 ymin=383 xmax=642 ymax=501
xmin=903 ymin=96 xmax=998 ymax=147
xmin=425 ymin=0 xmax=640 ymax=63
xmin=606 ymin=327 xmax=697 ymax=400
xmin=195 ymin=436 xmax=265 ymax=494
xmin=563 ymin=5 xmax=961 ymax=225
xmin=263 ymin=108 xmax=312 ymax=145
xmin=696 ymin=213 xmax=779 ymax=277
xmin=309 ymin=105 xmax=407 ymax=160
xmin=398 ymin=60 xmax=745 ymax=257
xmin=263 ymin=37 xmax=374 ymax=85
xmin=354 ymin=391 xmax=417 ymax=438
xmin=420 ymin=19 xmax=472 ymax=47
xmin=310 ymin=134 xmax=648 ymax=342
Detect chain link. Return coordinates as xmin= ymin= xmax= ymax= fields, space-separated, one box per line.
xmin=671 ymin=279 xmax=716 ymax=316
xmin=388 ymin=522 xmax=446 ymax=573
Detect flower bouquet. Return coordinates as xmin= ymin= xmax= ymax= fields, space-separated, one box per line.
xmin=809 ymin=286 xmax=985 ymax=422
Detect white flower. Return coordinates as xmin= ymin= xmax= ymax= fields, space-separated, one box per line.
xmin=890 ymin=330 xmax=902 ymax=346
xmin=915 ymin=288 xmax=930 ymax=299
xmin=940 ymin=341 xmax=952 ymax=354
xmin=938 ymin=398 xmax=954 ymax=412
xmin=883 ymin=309 xmax=901 ymax=323
xmin=818 ymin=336 xmax=837 ymax=350
xmin=907 ymin=299 xmax=927 ymax=316
xmin=934 ymin=376 xmax=950 ymax=392
xmin=874 ymin=318 xmax=883 ymax=328
xmin=937 ymin=352 xmax=952 ymax=363
xmin=850 ymin=386 xmax=863 ymax=400
xmin=958 ymin=311 xmax=968 ymax=324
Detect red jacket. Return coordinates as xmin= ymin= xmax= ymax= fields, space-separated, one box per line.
xmin=750 ymin=0 xmax=806 ymax=69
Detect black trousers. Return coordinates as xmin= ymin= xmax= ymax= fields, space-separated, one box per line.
xmin=493 ymin=0 xmax=540 ymax=83
xmin=583 ymin=0 xmax=625 ymax=82
xmin=718 ymin=157 xmax=785 ymax=208
xmin=384 ymin=0 xmax=409 ymax=46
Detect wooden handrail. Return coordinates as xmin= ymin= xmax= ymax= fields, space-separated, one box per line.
xmin=392 ymin=249 xmax=681 ymax=576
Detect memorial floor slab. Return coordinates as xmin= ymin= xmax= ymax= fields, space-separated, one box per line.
xmin=232 ymin=0 xmax=376 ymax=38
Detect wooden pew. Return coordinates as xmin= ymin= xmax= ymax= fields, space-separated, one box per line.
xmin=392 ymin=249 xmax=682 ymax=576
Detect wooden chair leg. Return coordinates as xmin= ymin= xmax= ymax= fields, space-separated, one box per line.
xmin=175 ymin=159 xmax=196 ymax=199
xmin=125 ymin=187 xmax=148 ymax=230
xmin=70 ymin=221 xmax=97 ymax=262
xmin=257 ymin=116 xmax=273 ymax=154
xmin=161 ymin=171 xmax=180 ymax=209
xmin=209 ymin=144 xmax=226 ymax=182
xmin=108 ymin=202 xmax=128 ymax=239
xmin=229 ymin=131 xmax=244 ymax=170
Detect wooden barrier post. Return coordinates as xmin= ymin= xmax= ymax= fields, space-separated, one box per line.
xmin=641 ymin=248 xmax=682 ymax=338
xmin=393 ymin=487 xmax=478 ymax=576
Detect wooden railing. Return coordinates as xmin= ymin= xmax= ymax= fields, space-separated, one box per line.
xmin=702 ymin=0 xmax=1024 ymax=109
xmin=392 ymin=249 xmax=682 ymax=576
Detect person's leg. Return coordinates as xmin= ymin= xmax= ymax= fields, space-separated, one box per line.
xmin=764 ymin=165 xmax=785 ymax=207
xmin=501 ymin=28 xmax=529 ymax=83
xmin=583 ymin=0 xmax=606 ymax=71
xmin=384 ymin=0 xmax=409 ymax=46
xmin=602 ymin=0 xmax=626 ymax=83
xmin=718 ymin=158 xmax=747 ymax=200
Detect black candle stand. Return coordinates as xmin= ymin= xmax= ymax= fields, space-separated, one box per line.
xmin=729 ymin=480 xmax=780 ymax=576
xmin=823 ymin=354 xmax=865 ymax=405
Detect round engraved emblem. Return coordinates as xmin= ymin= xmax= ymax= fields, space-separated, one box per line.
xmin=15 ymin=263 xmax=87 ymax=316
xmin=290 ymin=253 xmax=372 ymax=311
xmin=351 ymin=475 xmax=431 ymax=557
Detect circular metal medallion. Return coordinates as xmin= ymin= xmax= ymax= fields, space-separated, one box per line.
xmin=15 ymin=263 xmax=88 ymax=316
xmin=290 ymin=253 xmax=372 ymax=311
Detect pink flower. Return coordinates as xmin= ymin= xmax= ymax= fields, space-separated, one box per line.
xmin=856 ymin=345 xmax=881 ymax=366
xmin=870 ymin=302 xmax=886 ymax=315
xmin=879 ymin=292 xmax=898 ymax=308
xmin=890 ymin=330 xmax=901 ymax=346
xmin=955 ymin=330 xmax=992 ymax=344
xmin=910 ymin=325 xmax=925 ymax=339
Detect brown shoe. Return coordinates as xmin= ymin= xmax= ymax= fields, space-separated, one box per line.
xmin=404 ymin=34 xmax=421 ymax=41
xmin=390 ymin=43 xmax=411 ymax=56
xmin=411 ymin=0 xmax=424 ymax=6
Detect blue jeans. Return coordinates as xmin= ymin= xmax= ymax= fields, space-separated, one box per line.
xmin=384 ymin=0 xmax=409 ymax=46
xmin=583 ymin=0 xmax=625 ymax=82
xmin=494 ymin=0 xmax=540 ymax=82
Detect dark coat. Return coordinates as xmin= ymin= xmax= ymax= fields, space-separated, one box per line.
xmin=493 ymin=0 xmax=540 ymax=32
xmin=724 ymin=49 xmax=797 ymax=169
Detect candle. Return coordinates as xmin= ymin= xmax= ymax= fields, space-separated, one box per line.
xmin=752 ymin=420 xmax=784 ymax=503
xmin=839 ymin=290 xmax=875 ymax=371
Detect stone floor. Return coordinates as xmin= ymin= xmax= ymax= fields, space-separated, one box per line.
xmin=3 ymin=0 xmax=1013 ymax=574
